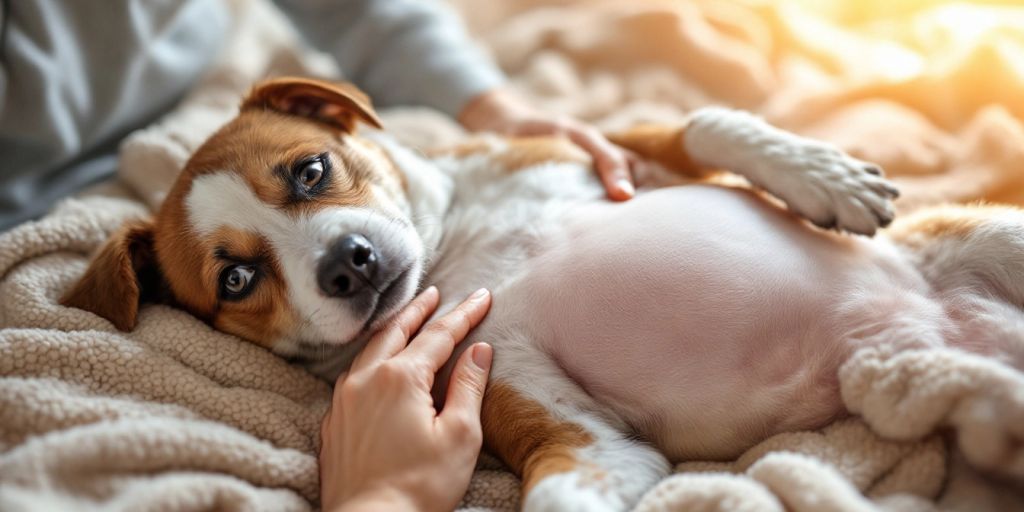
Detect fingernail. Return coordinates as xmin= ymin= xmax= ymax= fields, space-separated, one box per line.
xmin=472 ymin=343 xmax=493 ymax=370
xmin=470 ymin=288 xmax=489 ymax=300
xmin=616 ymin=178 xmax=635 ymax=197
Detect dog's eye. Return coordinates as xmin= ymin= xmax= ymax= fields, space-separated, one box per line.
xmin=220 ymin=265 xmax=256 ymax=298
xmin=295 ymin=157 xmax=325 ymax=189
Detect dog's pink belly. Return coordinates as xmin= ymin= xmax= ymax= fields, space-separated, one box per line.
xmin=509 ymin=185 xmax=884 ymax=460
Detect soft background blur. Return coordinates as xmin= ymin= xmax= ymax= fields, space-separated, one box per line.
xmin=450 ymin=0 xmax=1024 ymax=212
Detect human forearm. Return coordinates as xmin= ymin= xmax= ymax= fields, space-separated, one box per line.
xmin=275 ymin=0 xmax=504 ymax=116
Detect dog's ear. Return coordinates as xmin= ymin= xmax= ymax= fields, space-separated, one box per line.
xmin=241 ymin=77 xmax=383 ymax=131
xmin=61 ymin=218 xmax=162 ymax=331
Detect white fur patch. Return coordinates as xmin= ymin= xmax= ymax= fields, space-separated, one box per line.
xmin=362 ymin=130 xmax=454 ymax=263
xmin=525 ymin=472 xmax=622 ymax=512
xmin=185 ymin=172 xmax=289 ymax=238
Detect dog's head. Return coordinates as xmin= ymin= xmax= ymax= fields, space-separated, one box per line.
xmin=63 ymin=78 xmax=425 ymax=356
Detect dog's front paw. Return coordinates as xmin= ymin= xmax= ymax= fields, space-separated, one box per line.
xmin=524 ymin=471 xmax=626 ymax=512
xmin=758 ymin=142 xmax=899 ymax=236
xmin=684 ymin=107 xmax=899 ymax=236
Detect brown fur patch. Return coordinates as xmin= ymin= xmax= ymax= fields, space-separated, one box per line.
xmin=61 ymin=218 xmax=158 ymax=331
xmin=607 ymin=124 xmax=709 ymax=179
xmin=497 ymin=137 xmax=591 ymax=171
xmin=482 ymin=382 xmax=594 ymax=493
xmin=242 ymin=77 xmax=382 ymax=132
xmin=151 ymin=221 xmax=295 ymax=350
xmin=208 ymin=228 xmax=294 ymax=348
xmin=425 ymin=138 xmax=496 ymax=159
xmin=429 ymin=136 xmax=590 ymax=172
xmin=345 ymin=137 xmax=407 ymax=201
xmin=886 ymin=204 xmax=990 ymax=247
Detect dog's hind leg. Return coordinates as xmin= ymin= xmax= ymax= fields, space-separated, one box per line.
xmin=886 ymin=203 xmax=1024 ymax=368
xmin=481 ymin=340 xmax=669 ymax=512
xmin=607 ymin=109 xmax=900 ymax=236
xmin=832 ymin=203 xmax=1024 ymax=480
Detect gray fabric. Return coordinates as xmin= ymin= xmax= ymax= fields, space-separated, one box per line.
xmin=0 ymin=0 xmax=504 ymax=232
xmin=274 ymin=0 xmax=504 ymax=118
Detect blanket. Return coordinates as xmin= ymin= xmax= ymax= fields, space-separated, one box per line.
xmin=2 ymin=0 xmax=1024 ymax=510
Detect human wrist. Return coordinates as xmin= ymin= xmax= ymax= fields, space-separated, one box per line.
xmin=332 ymin=488 xmax=419 ymax=512
xmin=458 ymin=88 xmax=527 ymax=133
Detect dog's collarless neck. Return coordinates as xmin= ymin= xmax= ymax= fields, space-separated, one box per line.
xmin=360 ymin=130 xmax=452 ymax=267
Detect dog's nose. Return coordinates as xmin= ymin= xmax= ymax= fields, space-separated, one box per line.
xmin=317 ymin=234 xmax=379 ymax=297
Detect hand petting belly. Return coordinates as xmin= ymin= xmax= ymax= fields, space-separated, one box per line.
xmin=497 ymin=185 xmax=904 ymax=459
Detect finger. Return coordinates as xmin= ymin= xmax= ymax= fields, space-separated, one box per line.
xmin=441 ymin=343 xmax=493 ymax=429
xmin=566 ymin=128 xmax=634 ymax=201
xmin=401 ymin=288 xmax=492 ymax=373
xmin=351 ymin=286 xmax=440 ymax=372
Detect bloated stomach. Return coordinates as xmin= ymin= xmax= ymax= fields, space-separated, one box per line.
xmin=499 ymin=185 xmax=897 ymax=460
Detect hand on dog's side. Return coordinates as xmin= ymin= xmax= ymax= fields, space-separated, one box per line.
xmin=319 ymin=287 xmax=493 ymax=512
xmin=460 ymin=87 xmax=636 ymax=201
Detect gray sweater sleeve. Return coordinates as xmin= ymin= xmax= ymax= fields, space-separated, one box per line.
xmin=274 ymin=0 xmax=505 ymax=117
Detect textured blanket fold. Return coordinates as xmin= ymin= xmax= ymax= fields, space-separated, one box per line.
xmin=3 ymin=0 xmax=1024 ymax=510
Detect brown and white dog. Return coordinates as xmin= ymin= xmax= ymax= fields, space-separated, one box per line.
xmin=64 ymin=78 xmax=1024 ymax=510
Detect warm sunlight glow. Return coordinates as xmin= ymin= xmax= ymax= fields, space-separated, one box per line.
xmin=760 ymin=0 xmax=1024 ymax=85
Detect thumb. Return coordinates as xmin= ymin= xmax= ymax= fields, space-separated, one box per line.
xmin=442 ymin=343 xmax=493 ymax=423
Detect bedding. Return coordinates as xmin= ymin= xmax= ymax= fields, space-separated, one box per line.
xmin=2 ymin=0 xmax=1024 ymax=510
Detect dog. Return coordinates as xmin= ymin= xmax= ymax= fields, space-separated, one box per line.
xmin=63 ymin=77 xmax=1024 ymax=510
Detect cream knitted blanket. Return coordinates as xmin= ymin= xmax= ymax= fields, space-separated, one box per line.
xmin=2 ymin=1 xmax=1023 ymax=510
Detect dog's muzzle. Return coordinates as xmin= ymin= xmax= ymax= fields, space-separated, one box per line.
xmin=317 ymin=233 xmax=379 ymax=297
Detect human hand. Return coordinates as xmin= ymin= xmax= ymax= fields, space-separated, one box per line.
xmin=319 ymin=287 xmax=494 ymax=512
xmin=459 ymin=88 xmax=635 ymax=201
